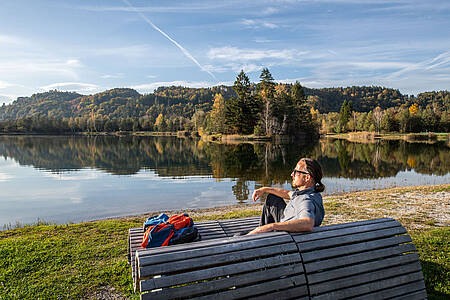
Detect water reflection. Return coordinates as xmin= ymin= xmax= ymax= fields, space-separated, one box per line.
xmin=0 ymin=135 xmax=448 ymax=226
xmin=0 ymin=135 xmax=448 ymax=180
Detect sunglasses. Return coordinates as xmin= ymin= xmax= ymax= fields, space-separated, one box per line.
xmin=292 ymin=169 xmax=309 ymax=176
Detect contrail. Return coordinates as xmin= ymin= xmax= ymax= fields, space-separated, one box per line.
xmin=122 ymin=0 xmax=216 ymax=80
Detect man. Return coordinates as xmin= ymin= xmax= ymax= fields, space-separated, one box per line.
xmin=247 ymin=158 xmax=325 ymax=235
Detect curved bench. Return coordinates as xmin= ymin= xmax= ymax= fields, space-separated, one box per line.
xmin=132 ymin=218 xmax=427 ymax=299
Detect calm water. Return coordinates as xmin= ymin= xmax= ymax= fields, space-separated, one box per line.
xmin=0 ymin=135 xmax=449 ymax=228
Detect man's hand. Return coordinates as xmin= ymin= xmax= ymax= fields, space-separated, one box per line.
xmin=247 ymin=224 xmax=274 ymax=235
xmin=252 ymin=188 xmax=265 ymax=202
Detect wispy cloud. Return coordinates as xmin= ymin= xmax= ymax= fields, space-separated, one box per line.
xmin=130 ymin=80 xmax=214 ymax=93
xmin=0 ymin=59 xmax=81 ymax=80
xmin=0 ymin=80 xmax=17 ymax=89
xmin=387 ymin=51 xmax=450 ymax=79
xmin=101 ymin=73 xmax=124 ymax=79
xmin=208 ymin=46 xmax=308 ymax=62
xmin=0 ymin=34 xmax=26 ymax=45
xmin=40 ymin=82 xmax=100 ymax=93
xmin=242 ymin=19 xmax=279 ymax=29
xmin=121 ymin=0 xmax=216 ymax=80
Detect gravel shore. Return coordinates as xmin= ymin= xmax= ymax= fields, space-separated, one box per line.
xmin=121 ymin=184 xmax=449 ymax=231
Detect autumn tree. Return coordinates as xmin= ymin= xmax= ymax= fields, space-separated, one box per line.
xmin=207 ymin=93 xmax=226 ymax=133
xmin=257 ymin=68 xmax=276 ymax=135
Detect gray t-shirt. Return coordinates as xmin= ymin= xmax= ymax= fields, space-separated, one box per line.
xmin=280 ymin=187 xmax=324 ymax=227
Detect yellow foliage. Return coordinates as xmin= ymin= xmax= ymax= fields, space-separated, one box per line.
xmin=409 ymin=103 xmax=419 ymax=115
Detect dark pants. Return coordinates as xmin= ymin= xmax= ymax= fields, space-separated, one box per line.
xmin=259 ymin=194 xmax=286 ymax=226
xmin=234 ymin=194 xmax=287 ymax=236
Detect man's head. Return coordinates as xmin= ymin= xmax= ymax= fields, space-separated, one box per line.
xmin=291 ymin=158 xmax=325 ymax=192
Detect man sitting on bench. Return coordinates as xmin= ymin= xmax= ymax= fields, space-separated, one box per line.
xmin=248 ymin=157 xmax=325 ymax=235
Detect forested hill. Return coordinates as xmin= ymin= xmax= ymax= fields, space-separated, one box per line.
xmin=0 ymin=85 xmax=448 ymax=121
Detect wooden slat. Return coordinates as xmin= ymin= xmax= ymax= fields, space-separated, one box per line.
xmin=139 ymin=242 xmax=298 ymax=277
xmin=296 ymin=218 xmax=393 ymax=235
xmin=298 ymin=226 xmax=407 ymax=252
xmin=218 ymin=217 xmax=259 ymax=224
xmin=302 ymin=235 xmax=412 ymax=262
xmin=308 ymin=253 xmax=419 ymax=284
xmin=305 ymin=243 xmax=416 ymax=273
xmin=293 ymin=220 xmax=401 ymax=243
xmin=390 ymin=289 xmax=427 ymax=300
xmin=142 ymin=265 xmax=306 ymax=299
xmin=141 ymin=252 xmax=302 ymax=291
xmin=310 ymin=262 xmax=422 ymax=296
xmin=346 ymin=281 xmax=426 ymax=300
xmin=246 ymin=286 xmax=309 ymax=300
xmin=194 ymin=275 xmax=307 ymax=300
xmin=311 ymin=271 xmax=424 ymax=300
xmin=138 ymin=232 xmax=291 ymax=264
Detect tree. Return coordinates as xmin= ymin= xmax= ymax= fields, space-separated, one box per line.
xmin=225 ymin=70 xmax=259 ymax=134
xmin=257 ymin=68 xmax=276 ymax=135
xmin=207 ymin=94 xmax=226 ymax=133
xmin=291 ymin=81 xmax=314 ymax=135
xmin=155 ymin=113 xmax=167 ymax=132
xmin=337 ymin=100 xmax=352 ymax=132
xmin=372 ymin=106 xmax=383 ymax=132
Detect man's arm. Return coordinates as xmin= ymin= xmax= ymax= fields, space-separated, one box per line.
xmin=252 ymin=187 xmax=291 ymax=201
xmin=247 ymin=217 xmax=314 ymax=235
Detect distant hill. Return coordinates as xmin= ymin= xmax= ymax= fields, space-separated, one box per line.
xmin=0 ymin=85 xmax=448 ymax=121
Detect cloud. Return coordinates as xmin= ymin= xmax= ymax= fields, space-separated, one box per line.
xmin=130 ymin=80 xmax=215 ymax=93
xmin=0 ymin=34 xmax=25 ymax=45
xmin=241 ymin=19 xmax=279 ymax=29
xmin=0 ymin=81 xmax=16 ymax=89
xmin=262 ymin=7 xmax=279 ymax=15
xmin=208 ymin=47 xmax=308 ymax=62
xmin=40 ymin=82 xmax=100 ymax=93
xmin=101 ymin=73 xmax=124 ymax=79
xmin=0 ymin=59 xmax=81 ymax=80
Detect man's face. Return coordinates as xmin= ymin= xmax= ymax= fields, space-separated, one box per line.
xmin=291 ymin=160 xmax=310 ymax=188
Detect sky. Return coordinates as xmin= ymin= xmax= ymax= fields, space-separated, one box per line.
xmin=0 ymin=0 xmax=449 ymax=104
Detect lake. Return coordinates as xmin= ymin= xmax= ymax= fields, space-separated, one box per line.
xmin=0 ymin=135 xmax=448 ymax=228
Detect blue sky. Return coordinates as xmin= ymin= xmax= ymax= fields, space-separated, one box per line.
xmin=0 ymin=0 xmax=449 ymax=104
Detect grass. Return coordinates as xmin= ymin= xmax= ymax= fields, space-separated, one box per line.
xmin=0 ymin=188 xmax=448 ymax=299
xmin=411 ymin=228 xmax=450 ymax=300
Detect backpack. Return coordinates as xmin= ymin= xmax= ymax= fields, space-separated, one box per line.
xmin=141 ymin=214 xmax=199 ymax=248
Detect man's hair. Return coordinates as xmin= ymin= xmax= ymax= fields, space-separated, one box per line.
xmin=302 ymin=158 xmax=325 ymax=192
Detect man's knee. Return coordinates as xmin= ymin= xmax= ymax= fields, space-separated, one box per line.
xmin=266 ymin=193 xmax=285 ymax=206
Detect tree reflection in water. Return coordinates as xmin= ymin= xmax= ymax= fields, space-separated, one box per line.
xmin=0 ymin=135 xmax=448 ymax=196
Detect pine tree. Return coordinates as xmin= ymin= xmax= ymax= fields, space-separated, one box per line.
xmin=225 ymin=70 xmax=259 ymax=134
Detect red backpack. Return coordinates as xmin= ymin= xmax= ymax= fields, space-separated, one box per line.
xmin=141 ymin=214 xmax=194 ymax=248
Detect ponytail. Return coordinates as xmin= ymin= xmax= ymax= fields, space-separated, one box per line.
xmin=302 ymin=158 xmax=325 ymax=193
xmin=314 ymin=181 xmax=325 ymax=193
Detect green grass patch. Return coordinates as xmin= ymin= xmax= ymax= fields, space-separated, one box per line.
xmin=0 ymin=220 xmax=141 ymax=299
xmin=411 ymin=227 xmax=450 ymax=300
xmin=1 ymin=213 xmax=448 ymax=299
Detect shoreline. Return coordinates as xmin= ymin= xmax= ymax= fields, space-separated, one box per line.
xmin=104 ymin=183 xmax=449 ymax=231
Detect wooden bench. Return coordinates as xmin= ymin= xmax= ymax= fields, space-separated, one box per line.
xmin=131 ymin=218 xmax=427 ymax=299
xmin=128 ymin=217 xmax=260 ymax=287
